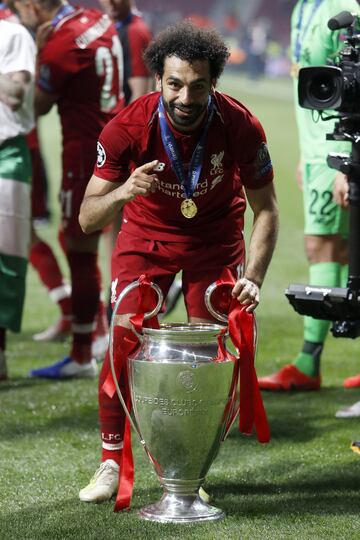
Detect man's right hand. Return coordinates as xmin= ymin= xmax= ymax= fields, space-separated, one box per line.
xmin=333 ymin=172 xmax=349 ymax=208
xmin=120 ymin=160 xmax=159 ymax=202
xmin=295 ymin=161 xmax=303 ymax=191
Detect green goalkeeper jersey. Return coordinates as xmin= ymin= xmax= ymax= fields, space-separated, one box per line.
xmin=291 ymin=0 xmax=359 ymax=164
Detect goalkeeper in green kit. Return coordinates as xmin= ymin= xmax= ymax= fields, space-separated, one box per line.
xmin=259 ymin=0 xmax=360 ymax=391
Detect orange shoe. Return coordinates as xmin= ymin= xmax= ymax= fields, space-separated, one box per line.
xmin=258 ymin=364 xmax=321 ymax=391
xmin=343 ymin=373 xmax=360 ymax=389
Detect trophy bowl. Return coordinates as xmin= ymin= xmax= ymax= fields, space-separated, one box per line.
xmin=128 ymin=322 xmax=236 ymax=523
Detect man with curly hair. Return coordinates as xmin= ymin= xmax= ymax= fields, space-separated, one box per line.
xmin=78 ymin=21 xmax=279 ymax=503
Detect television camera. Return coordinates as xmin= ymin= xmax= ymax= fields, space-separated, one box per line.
xmin=286 ymin=10 xmax=360 ymax=338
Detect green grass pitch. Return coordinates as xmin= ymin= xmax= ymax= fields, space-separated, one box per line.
xmin=1 ymin=72 xmax=360 ymax=539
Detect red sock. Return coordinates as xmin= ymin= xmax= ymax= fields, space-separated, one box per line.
xmin=58 ymin=228 xmax=66 ymax=254
xmin=94 ymin=265 xmax=108 ymax=336
xmin=67 ymin=250 xmax=99 ymax=363
xmin=96 ymin=298 xmax=109 ymax=337
xmin=30 ymin=240 xmax=71 ymax=317
xmin=99 ymin=350 xmax=126 ymax=465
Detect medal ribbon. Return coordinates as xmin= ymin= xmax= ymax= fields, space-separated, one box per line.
xmin=158 ymin=95 xmax=214 ymax=199
xmin=294 ymin=0 xmax=324 ymax=62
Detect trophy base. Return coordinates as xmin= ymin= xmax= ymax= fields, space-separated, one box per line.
xmin=138 ymin=492 xmax=225 ymax=523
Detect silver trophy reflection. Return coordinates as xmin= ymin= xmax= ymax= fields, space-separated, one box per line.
xmin=110 ymin=279 xmax=238 ymax=523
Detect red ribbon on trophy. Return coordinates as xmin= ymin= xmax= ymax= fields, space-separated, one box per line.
xmin=101 ymin=274 xmax=159 ymax=512
xmin=213 ymin=268 xmax=270 ymax=443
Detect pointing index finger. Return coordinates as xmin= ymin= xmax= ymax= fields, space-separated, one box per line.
xmin=138 ymin=160 xmax=159 ymax=173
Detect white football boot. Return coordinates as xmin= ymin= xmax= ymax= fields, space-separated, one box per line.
xmin=92 ymin=333 xmax=109 ymax=361
xmin=335 ymin=401 xmax=360 ymax=418
xmin=33 ymin=316 xmax=72 ymax=342
xmin=79 ymin=460 xmax=119 ymax=502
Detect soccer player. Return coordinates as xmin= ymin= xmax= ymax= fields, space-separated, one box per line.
xmin=78 ymin=21 xmax=279 ymax=502
xmin=99 ymin=0 xmax=152 ymax=104
xmin=98 ymin=0 xmax=156 ymax=317
xmin=331 ymin=174 xmax=360 ymax=418
xmin=259 ymin=0 xmax=359 ymax=392
xmin=0 ymin=19 xmax=36 ymax=380
xmin=1 ymin=0 xmax=73 ymax=343
xmin=14 ymin=0 xmax=124 ymax=378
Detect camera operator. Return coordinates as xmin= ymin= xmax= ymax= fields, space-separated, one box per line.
xmin=332 ymin=172 xmax=360 ymax=417
xmin=259 ymin=0 xmax=359 ymax=392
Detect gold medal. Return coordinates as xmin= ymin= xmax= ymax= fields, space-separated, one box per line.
xmin=181 ymin=198 xmax=198 ymax=219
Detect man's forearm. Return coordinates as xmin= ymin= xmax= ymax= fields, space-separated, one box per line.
xmin=128 ymin=77 xmax=153 ymax=103
xmin=79 ymin=187 xmax=125 ymax=234
xmin=245 ymin=206 xmax=279 ymax=288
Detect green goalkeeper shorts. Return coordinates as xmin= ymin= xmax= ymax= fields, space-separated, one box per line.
xmin=0 ymin=135 xmax=31 ymax=332
xmin=303 ymin=163 xmax=348 ymax=237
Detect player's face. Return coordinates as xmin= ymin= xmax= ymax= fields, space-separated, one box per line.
xmin=14 ymin=0 xmax=40 ymax=29
xmin=98 ymin=0 xmax=131 ymax=21
xmin=157 ymin=56 xmax=215 ymax=132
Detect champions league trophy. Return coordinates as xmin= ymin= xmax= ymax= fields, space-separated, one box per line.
xmin=110 ymin=279 xmax=238 ymax=523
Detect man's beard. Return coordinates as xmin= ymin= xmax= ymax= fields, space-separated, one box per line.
xmin=163 ymin=99 xmax=208 ymax=127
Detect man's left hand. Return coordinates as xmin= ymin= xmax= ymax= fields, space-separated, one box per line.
xmin=232 ymin=278 xmax=260 ymax=313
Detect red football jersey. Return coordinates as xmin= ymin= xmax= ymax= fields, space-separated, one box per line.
xmin=0 ymin=3 xmax=19 ymax=22
xmin=37 ymin=8 xmax=124 ymax=163
xmin=94 ymin=91 xmax=274 ymax=243
xmin=116 ymin=12 xmax=152 ymax=103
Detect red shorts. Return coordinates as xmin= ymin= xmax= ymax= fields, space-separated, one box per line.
xmin=111 ymin=230 xmax=244 ymax=320
xmin=60 ymin=143 xmax=98 ymax=238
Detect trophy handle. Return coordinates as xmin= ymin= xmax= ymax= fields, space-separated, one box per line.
xmin=113 ymin=279 xmax=163 ymax=341
xmin=204 ymin=281 xmax=231 ymax=323
xmin=205 ymin=280 xmax=259 ymax=441
xmin=109 ymin=279 xmax=164 ymax=446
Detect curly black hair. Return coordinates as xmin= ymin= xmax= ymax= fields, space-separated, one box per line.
xmin=144 ymin=20 xmax=230 ymax=80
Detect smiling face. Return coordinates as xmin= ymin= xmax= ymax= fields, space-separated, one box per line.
xmin=156 ymin=56 xmax=215 ymax=132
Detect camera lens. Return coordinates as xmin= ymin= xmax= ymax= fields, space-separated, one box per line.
xmin=298 ymin=66 xmax=343 ymax=111
xmin=308 ymin=73 xmax=336 ymax=103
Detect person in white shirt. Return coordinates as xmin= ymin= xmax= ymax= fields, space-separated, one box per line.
xmin=0 ymin=19 xmax=36 ymax=380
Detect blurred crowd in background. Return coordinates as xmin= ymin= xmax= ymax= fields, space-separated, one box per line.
xmin=85 ymin=0 xmax=293 ymax=79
